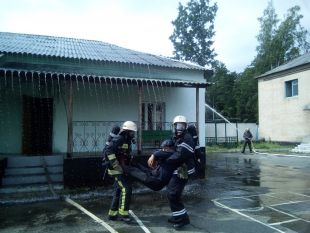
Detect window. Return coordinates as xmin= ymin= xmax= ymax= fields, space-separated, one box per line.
xmin=285 ymin=79 xmax=298 ymax=97
xmin=141 ymin=102 xmax=165 ymax=130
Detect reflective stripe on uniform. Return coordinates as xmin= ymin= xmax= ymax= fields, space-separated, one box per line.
xmin=117 ymin=179 xmax=128 ymax=215
xmin=188 ymin=167 xmax=196 ymax=174
xmin=173 ymin=168 xmax=195 ymax=175
xmin=118 ymin=209 xmax=129 ymax=216
xmin=178 ymin=142 xmax=194 ymax=153
xmin=121 ymin=144 xmax=129 ymax=149
xmin=172 ymin=208 xmax=187 ymax=216
xmin=108 ymin=154 xmax=116 ymax=160
xmin=108 ymin=169 xmax=122 ymax=175
xmin=108 ymin=209 xmax=118 ymax=216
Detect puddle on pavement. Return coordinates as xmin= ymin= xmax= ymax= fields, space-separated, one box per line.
xmin=240 ymin=206 xmax=293 ymax=224
xmin=274 ymin=201 xmax=310 ymax=221
xmin=277 ymin=220 xmax=310 ymax=233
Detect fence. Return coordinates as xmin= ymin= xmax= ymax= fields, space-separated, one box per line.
xmin=72 ymin=121 xmax=175 ymax=154
xmin=205 ymin=121 xmax=259 ymax=145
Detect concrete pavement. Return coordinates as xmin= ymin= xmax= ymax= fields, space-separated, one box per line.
xmin=0 ymin=152 xmax=309 ymax=233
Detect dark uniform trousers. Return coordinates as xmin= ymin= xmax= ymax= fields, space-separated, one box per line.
xmin=167 ymin=174 xmax=188 ymax=219
xmin=109 ymin=174 xmax=132 ymax=217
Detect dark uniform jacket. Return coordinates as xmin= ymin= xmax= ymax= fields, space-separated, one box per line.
xmin=243 ymin=130 xmax=253 ymax=142
xmin=166 ymin=132 xmax=196 ymax=176
xmin=104 ymin=134 xmax=132 ymax=176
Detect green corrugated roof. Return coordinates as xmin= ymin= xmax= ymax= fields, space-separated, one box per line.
xmin=0 ymin=32 xmax=204 ymax=70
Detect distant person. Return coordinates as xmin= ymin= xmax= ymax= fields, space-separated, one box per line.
xmin=242 ymin=128 xmax=253 ymax=153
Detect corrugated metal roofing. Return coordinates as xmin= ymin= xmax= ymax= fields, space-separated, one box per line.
xmin=0 ymin=32 xmax=204 ymax=70
xmin=258 ymin=52 xmax=310 ymax=78
xmin=0 ymin=69 xmax=210 ymax=88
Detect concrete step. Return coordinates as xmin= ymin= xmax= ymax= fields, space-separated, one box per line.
xmin=5 ymin=165 xmax=63 ymax=176
xmin=292 ymin=143 xmax=310 ymax=153
xmin=0 ymin=183 xmax=63 ymax=194
xmin=7 ymin=155 xmax=64 ymax=168
xmin=2 ymin=173 xmax=63 ymax=186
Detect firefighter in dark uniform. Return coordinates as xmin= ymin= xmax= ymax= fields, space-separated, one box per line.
xmin=104 ymin=121 xmax=137 ymax=222
xmin=165 ymin=115 xmax=195 ymax=229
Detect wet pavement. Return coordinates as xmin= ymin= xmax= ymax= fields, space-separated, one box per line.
xmin=0 ymin=152 xmax=310 ymax=233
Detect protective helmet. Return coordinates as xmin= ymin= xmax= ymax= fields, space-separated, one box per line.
xmin=173 ymin=115 xmax=187 ymax=124
xmin=173 ymin=115 xmax=187 ymax=137
xmin=121 ymin=121 xmax=137 ymax=132
xmin=187 ymin=125 xmax=197 ymax=137
xmin=160 ymin=139 xmax=174 ymax=149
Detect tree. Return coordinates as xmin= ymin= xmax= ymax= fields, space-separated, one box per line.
xmin=206 ymin=62 xmax=238 ymax=120
xmin=254 ymin=1 xmax=309 ymax=74
xmin=170 ymin=0 xmax=218 ymax=67
xmin=235 ymin=1 xmax=310 ymax=122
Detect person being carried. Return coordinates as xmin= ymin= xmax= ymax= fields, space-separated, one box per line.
xmin=125 ymin=139 xmax=177 ymax=191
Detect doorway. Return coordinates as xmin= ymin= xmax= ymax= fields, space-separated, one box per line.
xmin=22 ymin=95 xmax=53 ymax=155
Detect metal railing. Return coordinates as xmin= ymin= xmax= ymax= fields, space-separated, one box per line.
xmin=73 ymin=121 xmax=123 ymax=155
xmin=72 ymin=121 xmax=175 ymax=154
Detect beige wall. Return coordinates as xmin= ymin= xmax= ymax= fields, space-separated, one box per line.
xmin=258 ymin=69 xmax=310 ymax=142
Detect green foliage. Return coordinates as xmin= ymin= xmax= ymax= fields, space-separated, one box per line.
xmin=206 ymin=62 xmax=238 ymax=120
xmin=253 ymin=1 xmax=310 ymax=74
xmin=174 ymin=0 xmax=309 ymax=123
xmin=170 ymin=0 xmax=218 ymax=67
xmin=233 ymin=1 xmax=309 ymax=122
xmin=234 ymin=67 xmax=258 ymax=122
xmin=206 ymin=141 xmax=294 ymax=153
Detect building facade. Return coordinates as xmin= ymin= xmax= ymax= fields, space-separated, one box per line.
xmin=0 ymin=32 xmax=210 ymax=157
xmin=257 ymin=53 xmax=310 ymax=143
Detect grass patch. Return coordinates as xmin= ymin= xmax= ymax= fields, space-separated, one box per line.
xmin=206 ymin=141 xmax=295 ymax=153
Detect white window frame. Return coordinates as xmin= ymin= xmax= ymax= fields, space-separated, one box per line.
xmin=141 ymin=102 xmax=165 ymax=130
xmin=285 ymin=79 xmax=298 ymax=97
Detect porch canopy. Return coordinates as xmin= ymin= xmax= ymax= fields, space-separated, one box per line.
xmin=0 ymin=69 xmax=210 ymax=88
xmin=0 ymin=32 xmax=212 ymax=156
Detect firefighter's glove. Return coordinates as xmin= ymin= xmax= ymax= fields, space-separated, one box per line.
xmin=177 ymin=163 xmax=188 ymax=179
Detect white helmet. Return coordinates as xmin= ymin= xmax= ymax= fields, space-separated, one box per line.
xmin=173 ymin=115 xmax=187 ymax=124
xmin=122 ymin=121 xmax=137 ymax=132
xmin=173 ymin=115 xmax=187 ymax=137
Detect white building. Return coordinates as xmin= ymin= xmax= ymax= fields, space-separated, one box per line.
xmin=0 ymin=32 xmax=210 ymax=157
xmin=257 ymin=53 xmax=310 ymax=143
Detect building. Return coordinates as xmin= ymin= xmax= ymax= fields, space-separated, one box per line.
xmin=0 ymin=32 xmax=210 ymax=188
xmin=257 ymin=53 xmax=310 ymax=143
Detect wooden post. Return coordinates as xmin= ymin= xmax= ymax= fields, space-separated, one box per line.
xmin=67 ymin=79 xmax=73 ymax=158
xmin=196 ymin=87 xmax=199 ymax=135
xmin=138 ymin=84 xmax=143 ymax=154
xmin=236 ymin=122 xmax=239 ymax=143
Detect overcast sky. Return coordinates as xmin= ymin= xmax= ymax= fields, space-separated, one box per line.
xmin=0 ymin=0 xmax=309 ymax=72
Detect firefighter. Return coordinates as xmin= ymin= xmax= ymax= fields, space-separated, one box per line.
xmin=164 ymin=115 xmax=195 ymax=229
xmin=241 ymin=128 xmax=253 ymax=153
xmin=187 ymin=124 xmax=205 ymax=179
xmin=104 ymin=121 xmax=137 ymax=222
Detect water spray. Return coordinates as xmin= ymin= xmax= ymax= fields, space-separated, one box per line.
xmin=204 ymin=103 xmax=257 ymax=153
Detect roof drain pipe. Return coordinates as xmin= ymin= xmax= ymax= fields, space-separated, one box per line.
xmin=40 ymin=156 xmax=59 ymax=199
